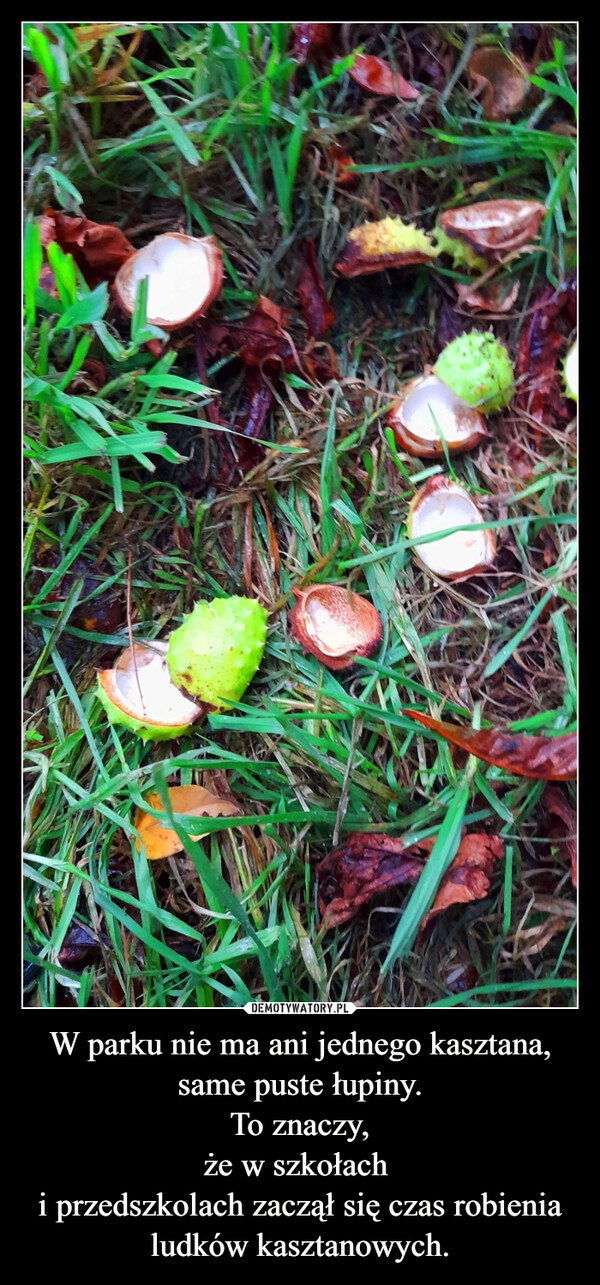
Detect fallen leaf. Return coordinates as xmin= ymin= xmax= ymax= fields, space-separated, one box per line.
xmin=67 ymin=358 xmax=107 ymax=392
xmin=456 ymin=279 xmax=520 ymax=313
xmin=543 ymin=786 xmax=577 ymax=886
xmin=401 ymin=709 xmax=577 ymax=781
xmin=134 ymin=786 xmax=241 ymax=861
xmin=467 ymin=47 xmax=530 ymax=120
xmin=292 ymin=23 xmax=333 ymax=65
xmin=439 ymin=199 xmax=546 ymax=259
xmin=515 ymin=271 xmax=577 ymax=425
xmin=221 ymin=367 xmax=273 ymax=485
xmin=317 ymin=829 xmax=502 ymax=929
xmin=237 ymin=296 xmax=296 ymax=370
xmin=40 ymin=207 xmax=135 ymax=287
xmin=510 ymin=915 xmax=570 ymax=959
xmin=296 ymin=241 xmax=334 ymax=338
xmin=58 ymin=922 xmax=106 ymax=967
xmin=421 ymin=834 xmax=503 ymax=928
xmin=349 ymin=52 xmax=420 ymax=101
xmin=318 ymin=832 xmax=430 ymax=927
xmin=324 ymin=143 xmax=359 ymax=187
xmin=336 ymin=216 xmax=439 ymax=278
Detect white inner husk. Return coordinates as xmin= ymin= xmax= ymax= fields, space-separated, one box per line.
xmin=115 ymin=642 xmax=200 ymax=724
xmin=400 ymin=375 xmax=479 ymax=443
xmin=411 ymin=486 xmax=490 ymax=576
xmin=126 ymin=237 xmax=212 ymax=323
xmin=565 ymin=340 xmax=578 ymax=399
xmin=304 ymin=597 xmax=352 ymax=655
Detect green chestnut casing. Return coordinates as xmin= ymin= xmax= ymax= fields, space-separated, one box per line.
xmin=434 ymin=331 xmax=514 ymax=413
xmin=167 ymin=596 xmax=268 ymax=712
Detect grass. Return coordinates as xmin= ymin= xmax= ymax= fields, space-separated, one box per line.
xmin=23 ymin=21 xmax=577 ymax=1008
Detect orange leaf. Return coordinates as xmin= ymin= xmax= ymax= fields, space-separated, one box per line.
xmin=134 ymin=786 xmax=241 ymax=861
xmin=421 ymin=833 xmax=503 ymax=929
xmin=349 ymin=53 xmax=420 ymax=100
xmin=402 ymin=709 xmax=577 ymax=781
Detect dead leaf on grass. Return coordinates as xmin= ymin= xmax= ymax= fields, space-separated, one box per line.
xmin=40 ymin=207 xmax=135 ymax=286
xmin=421 ymin=833 xmax=503 ymax=929
xmin=349 ymin=53 xmax=420 ymax=100
xmin=456 ymin=279 xmax=520 ymax=313
xmin=296 ymin=240 xmax=334 ymax=338
xmin=317 ymin=829 xmax=502 ymax=929
xmin=134 ymin=786 xmax=241 ymax=861
xmin=401 ymin=709 xmax=577 ymax=781
xmin=543 ymin=786 xmax=577 ymax=886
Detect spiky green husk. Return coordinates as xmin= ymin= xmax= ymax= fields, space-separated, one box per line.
xmin=96 ymin=678 xmax=192 ymax=741
xmin=433 ymin=225 xmax=489 ymax=273
xmin=167 ymin=596 xmax=268 ymax=712
xmin=434 ymin=331 xmax=514 ymax=413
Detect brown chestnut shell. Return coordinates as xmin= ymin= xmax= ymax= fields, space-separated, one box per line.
xmin=290 ymin=584 xmax=383 ymax=670
xmin=386 ymin=374 xmax=488 ymax=458
xmin=114 ymin=233 xmax=223 ymax=331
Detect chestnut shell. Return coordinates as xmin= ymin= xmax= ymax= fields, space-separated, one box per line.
xmin=290 ymin=584 xmax=383 ymax=671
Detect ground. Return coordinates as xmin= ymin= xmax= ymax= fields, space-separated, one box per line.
xmin=23 ymin=22 xmax=577 ymax=1008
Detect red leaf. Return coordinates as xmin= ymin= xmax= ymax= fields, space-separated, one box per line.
xmin=40 ymin=207 xmax=135 ymax=286
xmin=543 ymin=786 xmax=577 ymax=887
xmin=317 ymin=832 xmax=430 ymax=927
xmin=401 ymin=709 xmax=577 ymax=781
xmin=515 ymin=271 xmax=577 ymax=425
xmin=237 ymin=296 xmax=296 ymax=371
xmin=317 ymin=830 xmax=502 ymax=929
xmin=349 ymin=53 xmax=420 ymax=101
xmin=421 ymin=834 xmax=503 ymax=929
xmin=296 ymin=241 xmax=334 ymax=339
xmin=293 ymin=23 xmax=333 ymax=65
xmin=325 ymin=144 xmax=359 ymax=187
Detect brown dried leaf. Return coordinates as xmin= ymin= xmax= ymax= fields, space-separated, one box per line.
xmin=336 ymin=216 xmax=438 ymax=278
xmin=515 ymin=271 xmax=577 ymax=424
xmin=325 ymin=143 xmax=359 ymax=187
xmin=421 ymin=834 xmax=503 ymax=929
xmin=318 ymin=829 xmax=502 ymax=929
xmin=467 ymin=47 xmax=530 ymax=120
xmin=296 ymin=241 xmax=334 ymax=338
xmin=402 ymin=709 xmax=576 ymax=781
xmin=439 ymin=199 xmax=546 ymax=258
xmin=134 ymin=786 xmax=241 ymax=861
xmin=543 ymin=786 xmax=577 ymax=887
xmin=237 ymin=296 xmax=296 ymax=370
xmin=318 ymin=833 xmax=428 ymax=927
xmin=456 ymin=279 xmax=520 ymax=313
xmin=57 ymin=922 xmax=106 ymax=967
xmin=40 ymin=207 xmax=135 ymax=286
xmin=349 ymin=52 xmax=420 ymax=100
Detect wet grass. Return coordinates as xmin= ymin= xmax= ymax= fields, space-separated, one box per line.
xmin=23 ymin=21 xmax=577 ymax=1008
